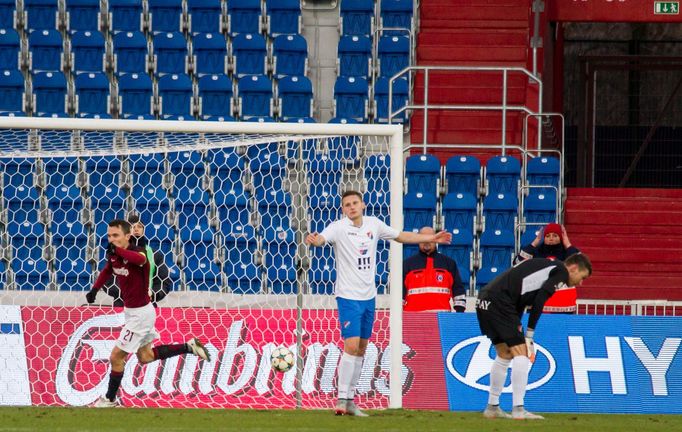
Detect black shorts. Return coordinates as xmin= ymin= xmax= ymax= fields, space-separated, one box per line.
xmin=475 ymin=296 xmax=525 ymax=347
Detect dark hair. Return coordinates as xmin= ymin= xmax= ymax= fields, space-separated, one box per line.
xmin=108 ymin=219 xmax=131 ymax=234
xmin=564 ymin=253 xmax=592 ymax=276
xmin=127 ymin=214 xmax=142 ymax=225
xmin=341 ymin=190 xmax=363 ymax=202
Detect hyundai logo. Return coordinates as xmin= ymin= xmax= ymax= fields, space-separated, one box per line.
xmin=445 ymin=336 xmax=556 ymax=391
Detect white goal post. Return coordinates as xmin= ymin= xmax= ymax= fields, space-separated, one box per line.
xmin=0 ymin=116 xmax=405 ymax=409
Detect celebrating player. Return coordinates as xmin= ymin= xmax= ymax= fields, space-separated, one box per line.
xmin=305 ymin=190 xmax=452 ymax=417
xmin=476 ymin=253 xmax=592 ymax=420
xmin=86 ymin=219 xmax=211 ymax=407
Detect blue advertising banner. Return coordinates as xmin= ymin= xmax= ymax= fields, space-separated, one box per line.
xmin=437 ymin=314 xmax=682 ymax=414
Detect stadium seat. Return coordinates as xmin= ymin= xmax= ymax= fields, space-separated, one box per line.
xmin=0 ymin=29 xmax=20 ymax=70
xmin=377 ymin=34 xmax=410 ymax=78
xmin=133 ymin=184 xmax=172 ymax=226
xmin=442 ymin=192 xmax=478 ymax=234
xmin=117 ymin=72 xmax=154 ymax=117
xmin=478 ymin=228 xmax=515 ymax=271
xmin=112 ymin=31 xmax=149 ymax=74
xmin=108 ymin=0 xmax=145 ymax=32
xmin=129 ymin=151 xmax=165 ymax=190
xmin=148 ymin=0 xmax=184 ymax=33
xmin=527 ymin=155 xmax=561 ymax=194
xmin=485 ymin=155 xmax=521 ymax=195
xmin=74 ymin=72 xmax=111 ymax=115
xmin=333 ymin=76 xmax=369 ymax=122
xmin=223 ymin=227 xmax=261 ymax=294
xmin=187 ymin=0 xmax=224 ymax=34
xmin=215 ymin=188 xmax=251 ymax=239
xmin=192 ymin=32 xmax=228 ymax=75
xmin=309 ymin=247 xmax=336 ymax=295
xmin=0 ymin=0 xmax=17 ymax=29
xmin=85 ymin=155 xmax=121 ymax=189
xmin=476 ymin=265 xmax=502 ymax=292
xmin=89 ymin=184 xmax=126 ymax=226
xmin=32 ymin=71 xmax=68 ymax=115
xmin=403 ymin=192 xmax=437 ymax=232
xmin=257 ymin=189 xmax=292 ymax=237
xmin=263 ymin=227 xmax=297 ymax=294
xmin=0 ymin=70 xmax=26 ymax=113
xmin=181 ymin=227 xmax=222 ymax=291
xmin=265 ymin=0 xmax=301 ymax=36
xmin=524 ymin=189 xmax=557 ymax=225
xmin=28 ymin=29 xmax=64 ymax=72
xmin=272 ymin=34 xmax=308 ymax=79
xmin=251 ymin=149 xmax=287 ymax=199
xmin=231 ymin=33 xmax=268 ymax=78
xmin=339 ymin=0 xmax=374 ymax=36
xmin=167 ymin=149 xmax=204 ymax=192
xmin=7 ymin=221 xmax=49 ymax=290
xmin=482 ymin=192 xmax=518 ymax=232
xmin=278 ymin=75 xmax=313 ymax=120
xmin=197 ymin=74 xmax=235 ymax=119
xmin=70 ymin=30 xmax=106 ymax=73
xmin=51 ymin=220 xmax=90 ymax=291
xmin=374 ymin=76 xmax=408 ymax=123
xmin=24 ymin=0 xmax=60 ymax=30
xmin=327 ymin=117 xmax=359 ymax=161
xmin=176 ymin=187 xmax=211 ymax=230
xmin=440 ymin=227 xmax=474 ymax=285
xmin=445 ymin=155 xmax=481 ymax=197
xmin=158 ymin=73 xmax=194 ymax=118
xmin=152 ymin=32 xmax=189 ymax=75
xmin=405 ymin=153 xmax=441 ymax=196
xmin=337 ymin=35 xmax=372 ymax=78
xmin=4 ymin=184 xmax=40 ymax=223
xmin=65 ymin=0 xmax=101 ymax=31
xmin=364 ymin=154 xmax=390 ymax=218
xmin=226 ymin=0 xmax=262 ymax=36
xmin=238 ymin=74 xmax=273 ymax=119
xmin=380 ymin=0 xmax=414 ymax=36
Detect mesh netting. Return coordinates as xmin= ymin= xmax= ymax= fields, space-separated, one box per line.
xmin=0 ymin=122 xmax=399 ymax=409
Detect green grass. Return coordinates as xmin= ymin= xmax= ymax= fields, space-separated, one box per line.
xmin=1 ymin=407 xmax=681 ymax=432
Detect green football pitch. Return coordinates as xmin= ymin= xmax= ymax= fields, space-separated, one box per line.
xmin=1 ymin=407 xmax=681 ymax=432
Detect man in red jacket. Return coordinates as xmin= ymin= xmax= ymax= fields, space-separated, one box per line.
xmin=403 ymin=227 xmax=466 ymax=312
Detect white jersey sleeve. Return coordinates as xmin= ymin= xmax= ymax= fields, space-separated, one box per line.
xmin=376 ymin=219 xmax=400 ymax=241
xmin=320 ymin=222 xmax=339 ymax=245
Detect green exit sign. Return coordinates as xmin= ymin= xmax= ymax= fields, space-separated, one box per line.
xmin=654 ymin=1 xmax=679 ymax=14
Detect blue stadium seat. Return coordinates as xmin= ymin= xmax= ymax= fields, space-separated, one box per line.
xmin=223 ymin=226 xmax=261 ymax=294
xmin=445 ymin=155 xmax=481 ymax=197
xmin=176 ymin=187 xmax=210 ymax=230
xmin=309 ymin=246 xmax=335 ymax=294
xmin=226 ymin=0 xmax=262 ymax=36
xmin=278 ymin=75 xmax=313 ymax=120
xmin=108 ymin=0 xmax=145 ymax=32
xmin=524 ymin=189 xmax=557 ymax=225
xmin=89 ymin=183 xmax=126 ymax=226
xmin=44 ymin=155 xmax=79 ymax=191
xmin=28 ymin=29 xmax=64 ymax=71
xmin=47 ymin=185 xmax=83 ymax=225
xmin=238 ymin=74 xmax=273 ymax=119
xmin=152 ymin=32 xmax=188 ymax=75
xmin=327 ymin=117 xmax=359 ymax=161
xmin=272 ymin=34 xmax=307 ymax=79
xmin=442 ymin=192 xmax=478 ymax=234
xmin=378 ymin=34 xmax=409 ymax=78
xmin=374 ymin=76 xmax=408 ymax=123
xmin=257 ymin=189 xmax=292 ymax=236
xmin=144 ymin=221 xmax=176 ymax=263
xmin=117 ymin=72 xmax=154 ymax=116
xmin=32 ymin=71 xmax=68 ymax=115
xmin=215 ymin=188 xmax=250 ymax=238
xmin=24 ymin=0 xmax=59 ymax=30
xmin=337 ymin=35 xmax=372 ymax=78
xmin=265 ymin=0 xmax=301 ymax=36
xmin=187 ymin=0 xmax=224 ymax=34
xmin=0 ymin=260 xmax=6 ymax=289
xmin=7 ymin=221 xmax=49 ymax=290
xmin=476 ymin=266 xmax=502 ymax=292
xmin=482 ymin=192 xmax=518 ymax=232
xmin=403 ymin=192 xmax=437 ymax=232
xmin=479 ymin=228 xmax=515 ymax=271
xmin=0 ymin=29 xmax=20 ymax=70
xmin=380 ymin=0 xmax=414 ymax=35
xmin=339 ymin=0 xmax=374 ymax=36
xmin=251 ymin=149 xmax=286 ymax=197
xmin=485 ymin=155 xmax=521 ymax=195
xmin=405 ymin=153 xmax=441 ymax=196
xmin=65 ymin=0 xmax=101 ymax=31
xmin=4 ymin=184 xmax=40 ymax=223
xmin=85 ymin=155 xmax=120 ymax=188
xmin=364 ymin=154 xmax=390 ymax=218
xmin=520 ymin=226 xmax=540 ymax=248
xmin=0 ymin=70 xmax=26 ymax=112
xmin=167 ymin=149 xmax=204 ymax=192
xmin=376 ymin=243 xmax=389 ymax=292
xmin=440 ymin=227 xmax=474 ymax=284
xmin=333 ymin=76 xmax=368 ymax=122
xmin=197 ymin=74 xmax=234 ymax=119
xmin=148 ymin=0 xmax=184 ymax=33
xmin=133 ymin=184 xmax=171 ymax=227
xmin=0 ymin=0 xmax=17 ymax=29
xmin=70 ymin=30 xmax=106 ymax=73
xmin=309 ymin=195 xmax=341 ymax=235
xmin=308 ymin=154 xmax=342 ymax=203
xmin=51 ymin=220 xmax=90 ymax=291
xmin=231 ymin=33 xmax=268 ymax=77
xmin=158 ymin=73 xmax=194 ymax=118
xmin=181 ymin=227 xmax=222 ymax=291
xmin=112 ymin=31 xmax=149 ymax=74
xmin=192 ymin=32 xmax=227 ymax=75
xmin=74 ymin=72 xmax=110 ymax=115
xmin=263 ymin=227 xmax=297 ymax=294
xmin=527 ymin=155 xmax=560 ymax=194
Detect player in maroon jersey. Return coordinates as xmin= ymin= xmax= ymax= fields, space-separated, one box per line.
xmin=86 ymin=219 xmax=211 ymax=407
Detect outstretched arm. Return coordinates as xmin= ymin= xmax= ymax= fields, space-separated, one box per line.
xmin=395 ymin=230 xmax=452 ymax=245
xmin=305 ymin=233 xmax=327 ymax=247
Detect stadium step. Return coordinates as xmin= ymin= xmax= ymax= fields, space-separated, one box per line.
xmin=565 ymin=187 xmax=682 ymax=301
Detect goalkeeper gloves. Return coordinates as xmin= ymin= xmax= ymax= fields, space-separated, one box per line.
xmin=525 ymin=329 xmax=536 ymax=363
xmin=106 ymin=243 xmax=117 ymax=257
xmin=85 ymin=289 xmax=98 ymax=304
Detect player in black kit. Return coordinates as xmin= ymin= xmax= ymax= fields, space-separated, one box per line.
xmin=476 ymin=253 xmax=592 ymax=420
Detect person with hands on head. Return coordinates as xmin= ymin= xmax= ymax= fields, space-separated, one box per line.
xmin=305 ymin=191 xmax=452 ymax=417
xmin=476 ymin=253 xmax=592 ymax=420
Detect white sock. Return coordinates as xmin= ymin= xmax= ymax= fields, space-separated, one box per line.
xmin=337 ymin=352 xmax=357 ymax=400
xmin=511 ymin=356 xmax=530 ymax=407
xmin=347 ymin=354 xmax=364 ymax=399
xmin=487 ymin=356 xmax=511 ymax=406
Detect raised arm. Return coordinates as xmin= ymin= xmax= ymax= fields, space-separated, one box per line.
xmin=395 ymin=229 xmax=452 ymax=245
xmin=305 ymin=233 xmax=327 ymax=247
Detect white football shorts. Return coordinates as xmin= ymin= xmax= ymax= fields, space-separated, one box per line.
xmin=116 ymin=303 xmax=159 ymax=353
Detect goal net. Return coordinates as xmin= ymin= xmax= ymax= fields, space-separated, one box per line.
xmin=0 ymin=117 xmax=404 ymax=409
